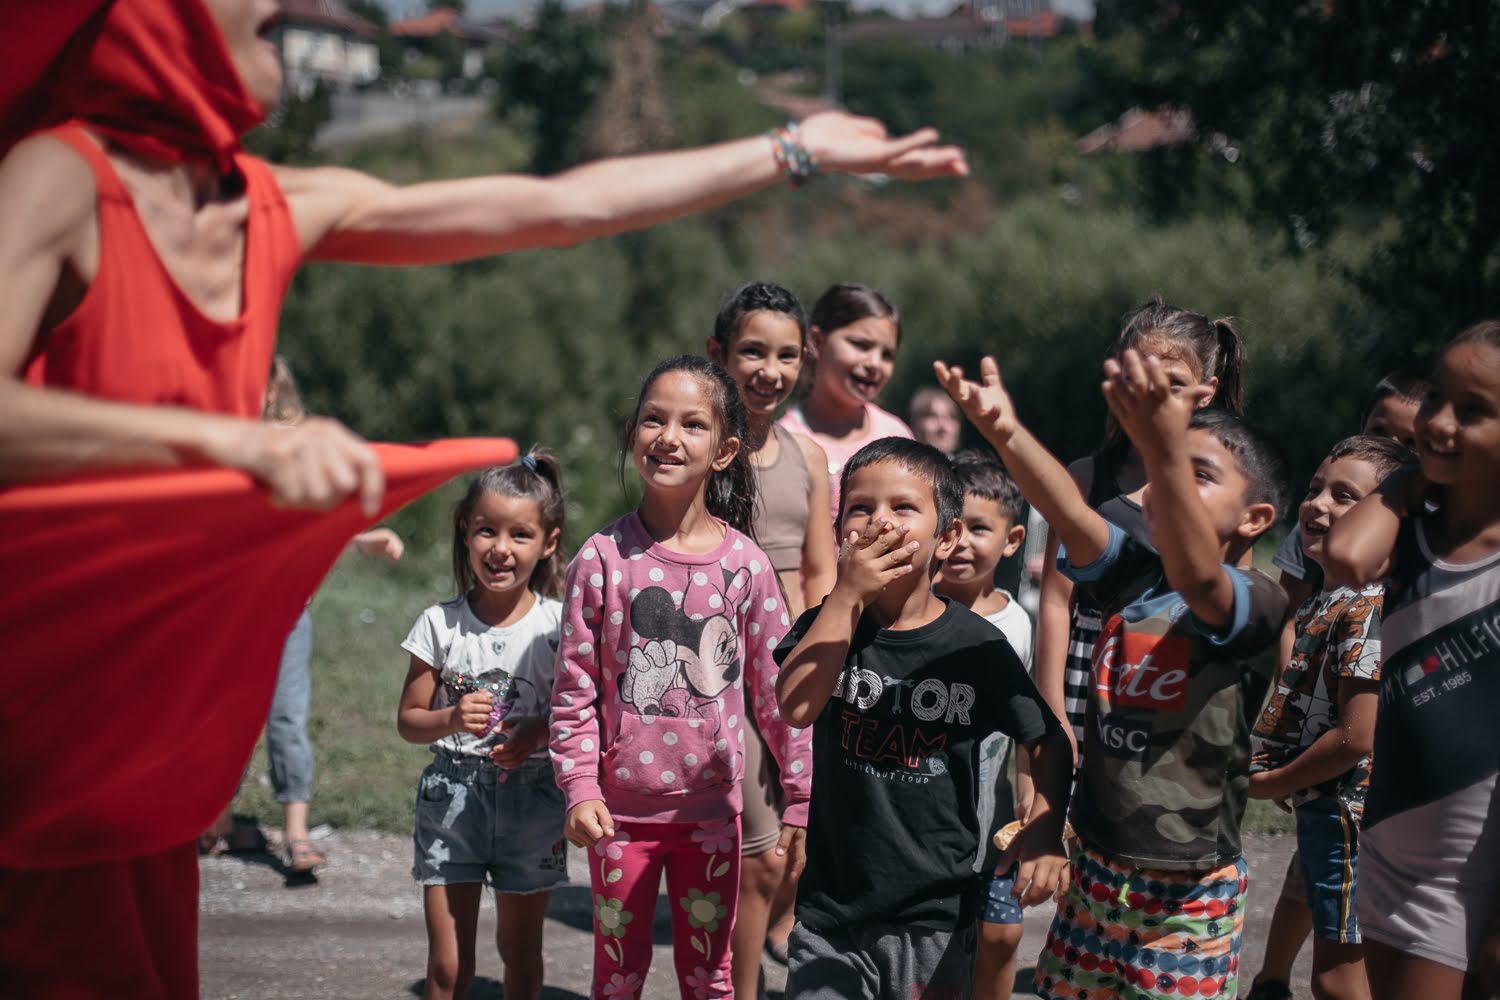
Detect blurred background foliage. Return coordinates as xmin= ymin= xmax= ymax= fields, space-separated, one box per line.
xmin=230 ymin=0 xmax=1492 ymax=831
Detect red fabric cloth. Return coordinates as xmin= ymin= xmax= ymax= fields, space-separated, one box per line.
xmin=0 ymin=842 xmax=200 ymax=999
xmin=1 ymin=0 xmax=262 ymax=172
xmin=25 ymin=124 xmax=301 ymax=415
xmin=0 ymin=438 xmax=517 ymax=868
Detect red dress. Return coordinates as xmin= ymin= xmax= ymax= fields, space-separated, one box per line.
xmin=0 ymin=4 xmax=514 ymax=996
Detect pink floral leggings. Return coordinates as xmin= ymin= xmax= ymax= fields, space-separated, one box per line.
xmin=589 ymin=817 xmax=742 ymax=1000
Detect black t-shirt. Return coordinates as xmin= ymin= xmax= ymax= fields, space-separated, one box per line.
xmin=774 ymin=598 xmax=1056 ymax=931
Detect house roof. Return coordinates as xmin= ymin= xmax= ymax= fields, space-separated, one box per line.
xmin=391 ymin=7 xmax=508 ymax=43
xmin=278 ymin=0 xmax=379 ymax=39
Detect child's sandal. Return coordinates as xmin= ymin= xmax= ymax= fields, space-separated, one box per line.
xmin=285 ymin=838 xmax=327 ymax=873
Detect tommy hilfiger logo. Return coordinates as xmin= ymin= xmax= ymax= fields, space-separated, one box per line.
xmin=1387 ymin=603 xmax=1497 ymax=702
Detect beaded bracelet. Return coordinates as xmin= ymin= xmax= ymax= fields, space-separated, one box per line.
xmin=767 ymin=122 xmax=819 ymax=187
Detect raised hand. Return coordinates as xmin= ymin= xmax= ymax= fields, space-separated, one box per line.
xmin=933 ymin=356 xmax=1018 ymax=448
xmin=1100 ymin=349 xmax=1213 ymax=461
xmin=798 ymin=112 xmax=969 ymax=181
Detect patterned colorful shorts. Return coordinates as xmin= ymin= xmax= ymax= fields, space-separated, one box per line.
xmin=1034 ymin=847 xmax=1247 ymax=1000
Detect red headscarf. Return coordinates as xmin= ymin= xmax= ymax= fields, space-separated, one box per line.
xmin=1 ymin=0 xmax=263 ymax=173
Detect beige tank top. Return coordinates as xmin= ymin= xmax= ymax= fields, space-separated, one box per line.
xmin=751 ymin=424 xmax=813 ymax=573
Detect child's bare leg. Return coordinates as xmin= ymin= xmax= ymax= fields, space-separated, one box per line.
xmin=422 ymin=883 xmax=482 ymax=1000
xmin=1364 ymin=939 xmax=1468 ymax=1000
xmin=1262 ymin=896 xmax=1312 ymax=982
xmin=733 ymin=847 xmax=785 ymax=998
xmin=973 ymin=920 xmax=1024 ymax=1000
xmin=767 ymin=875 xmax=796 ymax=954
xmin=1310 ymin=938 xmax=1371 ymax=1000
xmin=496 ymin=890 xmax=550 ymax=1000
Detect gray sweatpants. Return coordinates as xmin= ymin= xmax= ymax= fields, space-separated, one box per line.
xmin=784 ymin=918 xmax=975 ymax=1000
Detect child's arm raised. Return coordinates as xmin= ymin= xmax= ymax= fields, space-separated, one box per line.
xmin=777 ymin=518 xmax=920 ymax=728
xmin=934 ymin=358 xmax=1113 ymax=567
xmin=1322 ymin=462 xmax=1422 ymax=586
xmin=1102 ymin=351 xmax=1246 ymax=628
xmin=551 ymin=555 xmax=614 ymax=847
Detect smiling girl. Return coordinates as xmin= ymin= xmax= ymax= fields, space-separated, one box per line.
xmin=705 ymin=282 xmax=835 ymax=993
xmin=778 ymin=283 xmax=913 ymax=524
xmin=1324 ymin=320 xmax=1500 ymax=1000
xmin=550 ymin=356 xmax=812 ymax=1000
xmin=397 ymin=453 xmax=570 ymax=1000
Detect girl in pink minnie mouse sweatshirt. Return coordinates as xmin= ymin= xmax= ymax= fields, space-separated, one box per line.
xmin=550 ymin=356 xmax=812 ymax=1000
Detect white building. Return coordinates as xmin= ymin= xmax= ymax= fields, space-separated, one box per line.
xmin=277 ymin=0 xmax=382 ymax=97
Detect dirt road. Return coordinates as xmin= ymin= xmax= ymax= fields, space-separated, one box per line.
xmin=200 ymin=831 xmax=1308 ymax=999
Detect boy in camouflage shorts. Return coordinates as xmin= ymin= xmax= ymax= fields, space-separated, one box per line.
xmin=938 ymin=350 xmax=1289 ymax=1000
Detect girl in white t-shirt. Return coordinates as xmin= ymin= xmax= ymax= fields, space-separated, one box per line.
xmin=397 ymin=452 xmax=569 ymax=1000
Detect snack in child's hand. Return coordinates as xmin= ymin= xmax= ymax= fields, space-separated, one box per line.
xmin=994 ymin=819 xmax=1077 ymax=852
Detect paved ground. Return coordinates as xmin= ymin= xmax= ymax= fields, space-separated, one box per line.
xmin=200 ymin=832 xmax=1309 ymax=999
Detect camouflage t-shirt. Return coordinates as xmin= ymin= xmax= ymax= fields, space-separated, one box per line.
xmin=1059 ymin=525 xmax=1287 ymax=871
xmin=1251 ymin=583 xmax=1384 ymax=822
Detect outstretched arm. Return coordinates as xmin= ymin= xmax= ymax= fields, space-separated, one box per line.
xmin=934 ymin=357 xmax=1112 ymax=567
xmin=279 ymin=113 xmax=968 ymax=265
xmin=1101 ymin=351 xmax=1260 ymax=629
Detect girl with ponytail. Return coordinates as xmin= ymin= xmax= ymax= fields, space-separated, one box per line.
xmin=397 ymin=450 xmax=571 ymax=1000
xmin=549 ymin=356 xmax=812 ymax=1000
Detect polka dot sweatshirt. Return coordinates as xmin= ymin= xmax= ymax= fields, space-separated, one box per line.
xmin=549 ymin=512 xmax=812 ymax=826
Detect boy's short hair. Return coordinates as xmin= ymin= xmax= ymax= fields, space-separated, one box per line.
xmin=1324 ymin=434 xmax=1412 ymax=484
xmin=950 ymin=449 xmax=1025 ymax=526
xmin=1362 ymin=370 xmax=1433 ymax=424
xmin=839 ymin=437 xmax=962 ymax=535
xmin=1187 ymin=409 xmax=1290 ymax=524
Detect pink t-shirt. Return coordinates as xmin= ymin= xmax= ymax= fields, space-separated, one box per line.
xmin=549 ymin=512 xmax=812 ymax=825
xmin=779 ymin=402 xmax=915 ymax=530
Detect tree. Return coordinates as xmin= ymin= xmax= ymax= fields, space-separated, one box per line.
xmin=495 ymin=0 xmax=610 ymax=174
xmin=1098 ymin=1 xmax=1500 ymax=363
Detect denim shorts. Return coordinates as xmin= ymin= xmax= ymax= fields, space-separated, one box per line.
xmin=980 ymin=862 xmax=1023 ymax=925
xmin=1295 ymin=798 xmax=1360 ymax=944
xmin=411 ymin=753 xmax=569 ymax=892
